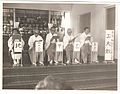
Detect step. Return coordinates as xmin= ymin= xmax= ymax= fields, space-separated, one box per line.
xmin=3 ymin=63 xmax=117 ymax=90
xmin=67 ymin=77 xmax=117 ymax=88
xmin=3 ymin=63 xmax=117 ymax=75
xmin=76 ymin=83 xmax=117 ymax=90
xmin=3 ymin=77 xmax=117 ymax=90
xmin=3 ymin=69 xmax=117 ymax=84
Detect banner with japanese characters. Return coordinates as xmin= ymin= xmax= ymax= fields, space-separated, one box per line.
xmin=105 ymin=30 xmax=114 ymax=61
xmin=74 ymin=42 xmax=80 ymax=51
xmin=56 ymin=42 xmax=63 ymax=52
xmin=92 ymin=42 xmax=98 ymax=62
xmin=35 ymin=41 xmax=43 ymax=52
xmin=14 ymin=39 xmax=22 ymax=53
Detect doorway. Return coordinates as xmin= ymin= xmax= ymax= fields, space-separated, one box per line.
xmin=106 ymin=7 xmax=115 ymax=30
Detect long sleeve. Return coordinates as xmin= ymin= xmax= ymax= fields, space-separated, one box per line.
xmin=79 ymin=32 xmax=87 ymax=48
xmin=63 ymin=36 xmax=69 ymax=49
xmin=28 ymin=36 xmax=34 ymax=50
xmin=45 ymin=33 xmax=52 ymax=50
xmin=75 ymin=33 xmax=81 ymax=42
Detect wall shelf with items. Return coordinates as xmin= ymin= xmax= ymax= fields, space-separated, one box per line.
xmin=15 ymin=9 xmax=49 ymax=35
xmin=50 ymin=11 xmax=62 ymax=31
xmin=3 ymin=8 xmax=14 ymax=35
xmin=3 ymin=8 xmax=63 ymax=36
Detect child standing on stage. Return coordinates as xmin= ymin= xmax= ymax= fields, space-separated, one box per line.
xmin=8 ymin=28 xmax=25 ymax=67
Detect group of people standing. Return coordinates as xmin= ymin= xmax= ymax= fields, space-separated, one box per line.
xmin=8 ymin=26 xmax=92 ymax=67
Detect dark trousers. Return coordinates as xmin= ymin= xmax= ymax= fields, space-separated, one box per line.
xmin=43 ymin=50 xmax=49 ymax=66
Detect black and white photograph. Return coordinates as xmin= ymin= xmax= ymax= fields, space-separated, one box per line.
xmin=1 ymin=0 xmax=119 ymax=92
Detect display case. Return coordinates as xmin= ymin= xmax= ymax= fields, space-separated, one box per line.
xmin=3 ymin=8 xmax=14 ymax=35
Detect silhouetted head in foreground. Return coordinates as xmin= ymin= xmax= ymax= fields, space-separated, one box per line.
xmin=35 ymin=75 xmax=74 ymax=90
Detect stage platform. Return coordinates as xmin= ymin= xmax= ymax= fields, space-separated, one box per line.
xmin=3 ymin=63 xmax=117 ymax=90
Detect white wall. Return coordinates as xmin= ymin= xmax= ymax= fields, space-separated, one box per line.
xmin=91 ymin=5 xmax=106 ymax=57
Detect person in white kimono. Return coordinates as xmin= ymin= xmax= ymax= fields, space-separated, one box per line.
xmin=80 ymin=27 xmax=92 ymax=64
xmin=28 ymin=29 xmax=44 ymax=66
xmin=8 ymin=28 xmax=24 ymax=67
xmin=45 ymin=27 xmax=58 ymax=65
xmin=63 ymin=28 xmax=75 ymax=64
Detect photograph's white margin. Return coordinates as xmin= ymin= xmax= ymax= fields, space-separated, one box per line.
xmin=0 ymin=0 xmax=120 ymax=94
xmin=0 ymin=0 xmax=3 ymax=91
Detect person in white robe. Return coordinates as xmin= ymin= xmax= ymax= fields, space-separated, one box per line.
xmin=45 ymin=27 xmax=58 ymax=65
xmin=8 ymin=28 xmax=24 ymax=67
xmin=63 ymin=28 xmax=74 ymax=64
xmin=79 ymin=27 xmax=92 ymax=64
xmin=28 ymin=29 xmax=44 ymax=66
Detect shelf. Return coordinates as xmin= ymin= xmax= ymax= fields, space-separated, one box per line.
xmin=3 ymin=8 xmax=62 ymax=35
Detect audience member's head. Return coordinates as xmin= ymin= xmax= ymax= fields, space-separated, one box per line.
xmin=35 ymin=75 xmax=73 ymax=90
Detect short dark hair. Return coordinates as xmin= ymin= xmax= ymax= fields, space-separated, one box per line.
xmin=12 ymin=28 xmax=19 ymax=34
xmin=84 ymin=27 xmax=89 ymax=30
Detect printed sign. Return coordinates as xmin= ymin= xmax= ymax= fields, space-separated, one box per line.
xmin=74 ymin=42 xmax=80 ymax=51
xmin=92 ymin=42 xmax=98 ymax=52
xmin=105 ymin=30 xmax=114 ymax=61
xmin=56 ymin=42 xmax=63 ymax=52
xmin=35 ymin=41 xmax=43 ymax=52
xmin=14 ymin=39 xmax=22 ymax=53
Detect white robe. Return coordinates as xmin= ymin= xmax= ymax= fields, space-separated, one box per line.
xmin=63 ymin=35 xmax=74 ymax=49
xmin=45 ymin=32 xmax=57 ymax=61
xmin=79 ymin=32 xmax=92 ymax=63
xmin=28 ymin=35 xmax=43 ymax=64
xmin=63 ymin=35 xmax=74 ymax=63
xmin=45 ymin=32 xmax=53 ymax=50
